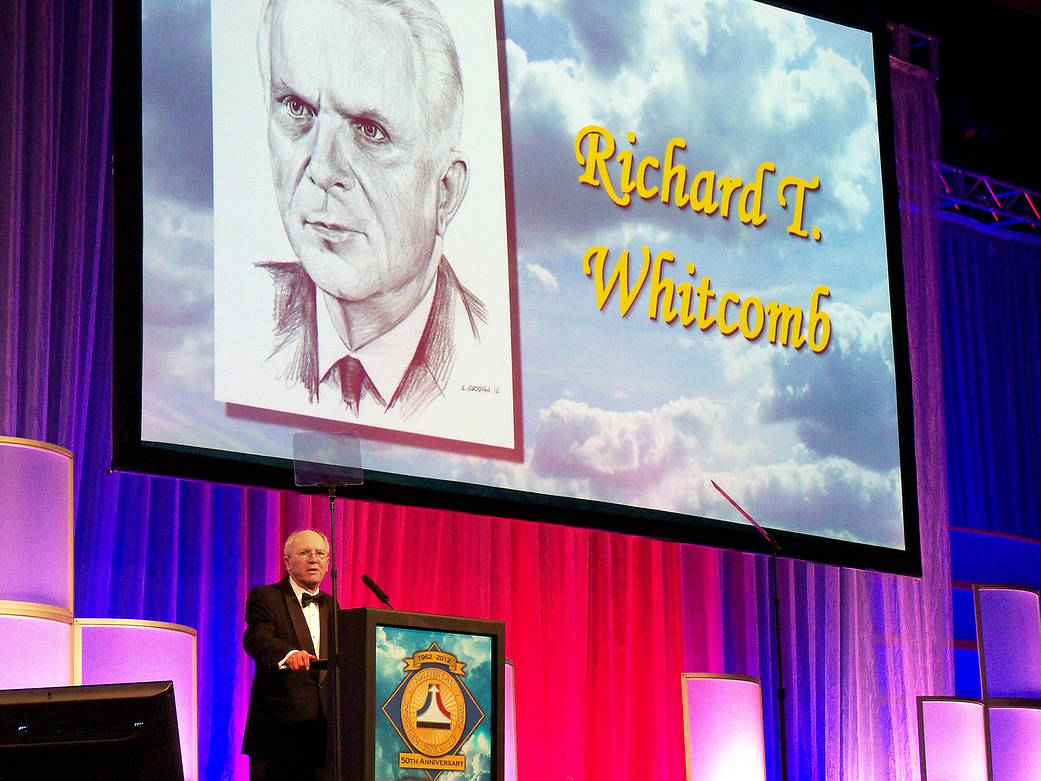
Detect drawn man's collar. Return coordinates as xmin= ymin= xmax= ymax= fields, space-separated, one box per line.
xmin=315 ymin=274 xmax=438 ymax=403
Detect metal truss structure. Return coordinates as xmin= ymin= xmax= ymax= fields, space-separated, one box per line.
xmin=937 ymin=163 xmax=1041 ymax=236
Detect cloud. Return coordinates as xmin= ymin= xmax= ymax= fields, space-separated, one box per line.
xmin=504 ymin=0 xmax=884 ymax=265
xmin=559 ymin=0 xmax=647 ymax=78
xmin=463 ymin=730 xmax=491 ymax=780
xmin=529 ymin=396 xmax=720 ymax=497
xmin=521 ymin=383 xmax=903 ymax=546
xmin=142 ymin=197 xmax=214 ymax=326
xmin=141 ymin=1 xmax=215 ymax=206
xmin=525 ymin=262 xmax=559 ymax=291
xmin=139 ymin=195 xmax=216 ymax=407
xmin=758 ymin=301 xmax=898 ymax=469
xmin=505 ymin=0 xmax=564 ymax=17
xmin=755 ymin=47 xmax=870 ymax=131
xmin=717 ymin=456 xmax=904 ymax=547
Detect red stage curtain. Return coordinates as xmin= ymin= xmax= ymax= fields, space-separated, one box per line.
xmin=256 ymin=493 xmax=726 ymax=780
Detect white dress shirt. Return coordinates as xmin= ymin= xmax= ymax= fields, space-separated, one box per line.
xmin=278 ymin=579 xmax=321 ymax=668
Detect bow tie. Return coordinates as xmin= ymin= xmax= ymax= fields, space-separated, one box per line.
xmin=301 ymin=592 xmax=324 ymax=608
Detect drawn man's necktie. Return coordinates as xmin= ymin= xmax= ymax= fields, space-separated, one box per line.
xmin=337 ymin=356 xmax=366 ymax=410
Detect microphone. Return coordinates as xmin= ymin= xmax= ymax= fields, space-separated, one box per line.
xmin=710 ymin=479 xmax=782 ymax=555
xmin=362 ymin=574 xmax=394 ymax=609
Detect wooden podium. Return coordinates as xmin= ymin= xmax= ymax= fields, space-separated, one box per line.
xmin=335 ymin=608 xmax=505 ymax=780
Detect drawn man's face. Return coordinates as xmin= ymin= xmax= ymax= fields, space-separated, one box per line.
xmin=265 ymin=0 xmax=466 ymax=307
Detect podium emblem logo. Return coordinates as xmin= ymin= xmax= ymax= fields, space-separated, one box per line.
xmin=382 ymin=642 xmax=485 ymax=779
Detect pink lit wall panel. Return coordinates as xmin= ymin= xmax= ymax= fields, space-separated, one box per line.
xmin=988 ymin=705 xmax=1041 ymax=781
xmin=917 ymin=697 xmax=988 ymax=781
xmin=505 ymin=659 xmax=517 ymax=781
xmin=76 ymin=620 xmax=198 ymax=781
xmin=0 ymin=611 xmax=73 ymax=689
xmin=0 ymin=438 xmax=73 ymax=609
xmin=681 ymin=674 xmax=766 ymax=781
xmin=975 ymin=586 xmax=1041 ymax=699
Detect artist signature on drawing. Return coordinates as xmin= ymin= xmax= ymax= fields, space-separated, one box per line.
xmin=461 ymin=383 xmax=500 ymax=394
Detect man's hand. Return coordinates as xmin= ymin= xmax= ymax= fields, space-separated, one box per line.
xmin=285 ymin=650 xmax=319 ymax=671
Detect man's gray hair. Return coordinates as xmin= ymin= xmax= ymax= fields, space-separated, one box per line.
xmin=283 ymin=529 xmax=330 ymax=557
xmin=257 ymin=0 xmax=464 ymax=147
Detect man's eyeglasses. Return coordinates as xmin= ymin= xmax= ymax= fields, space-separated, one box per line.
xmin=291 ymin=549 xmax=328 ymax=561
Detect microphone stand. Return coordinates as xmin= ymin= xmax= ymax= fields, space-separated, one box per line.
xmin=326 ymin=484 xmax=343 ymax=781
xmin=292 ymin=431 xmax=362 ymax=781
xmin=711 ymin=481 xmax=789 ymax=781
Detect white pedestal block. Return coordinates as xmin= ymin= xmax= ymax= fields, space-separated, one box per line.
xmin=681 ymin=673 xmax=766 ymax=781
xmin=987 ymin=705 xmax=1041 ymax=781
xmin=975 ymin=585 xmax=1041 ymax=699
xmin=916 ymin=697 xmax=988 ymax=781
xmin=0 ymin=437 xmax=73 ymax=609
xmin=0 ymin=604 xmax=74 ymax=689
xmin=76 ymin=619 xmax=198 ymax=781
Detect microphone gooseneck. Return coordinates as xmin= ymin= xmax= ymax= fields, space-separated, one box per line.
xmin=362 ymin=573 xmax=394 ymax=609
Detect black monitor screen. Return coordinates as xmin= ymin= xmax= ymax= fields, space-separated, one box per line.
xmin=0 ymin=680 xmax=183 ymax=781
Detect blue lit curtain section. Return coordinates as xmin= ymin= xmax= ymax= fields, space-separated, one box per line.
xmin=2 ymin=3 xmax=963 ymax=779
xmin=941 ymin=217 xmax=1041 ymax=539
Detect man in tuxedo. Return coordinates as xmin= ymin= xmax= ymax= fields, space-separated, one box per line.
xmin=256 ymin=0 xmax=485 ymax=420
xmin=242 ymin=529 xmax=334 ymax=780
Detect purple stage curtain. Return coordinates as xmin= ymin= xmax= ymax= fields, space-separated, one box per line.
xmin=940 ymin=217 xmax=1041 ymax=540
xmin=3 ymin=3 xmax=957 ymax=779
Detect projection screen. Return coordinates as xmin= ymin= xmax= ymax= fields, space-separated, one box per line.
xmin=113 ymin=0 xmax=920 ymax=574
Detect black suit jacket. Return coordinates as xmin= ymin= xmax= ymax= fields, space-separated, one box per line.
xmin=242 ymin=577 xmax=333 ymax=761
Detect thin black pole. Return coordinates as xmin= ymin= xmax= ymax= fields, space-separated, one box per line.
xmin=710 ymin=480 xmax=788 ymax=781
xmin=768 ymin=547 xmax=788 ymax=781
xmin=327 ymin=486 xmax=342 ymax=781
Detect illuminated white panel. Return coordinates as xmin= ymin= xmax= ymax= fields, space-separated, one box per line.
xmin=988 ymin=705 xmax=1041 ymax=781
xmin=76 ymin=620 xmax=198 ymax=781
xmin=0 ymin=438 xmax=73 ymax=609
xmin=0 ymin=609 xmax=73 ymax=689
xmin=976 ymin=586 xmax=1041 ymax=699
xmin=917 ymin=698 xmax=988 ymax=781
xmin=681 ymin=674 xmax=766 ymax=781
